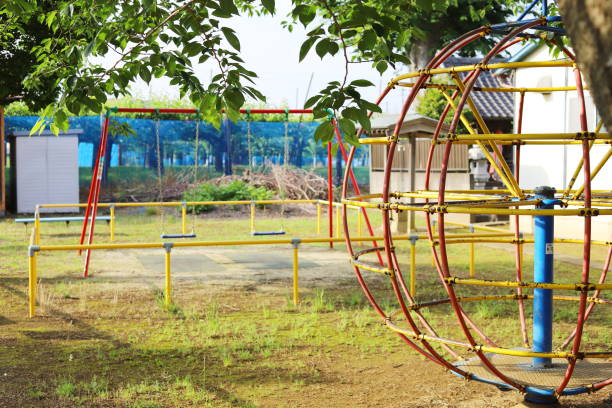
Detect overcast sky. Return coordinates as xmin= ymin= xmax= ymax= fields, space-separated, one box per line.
xmin=115 ymin=1 xmax=409 ymax=113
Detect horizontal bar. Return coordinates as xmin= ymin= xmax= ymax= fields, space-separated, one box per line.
xmin=448 ymin=133 xmax=609 ymax=141
xmin=350 ymin=258 xmax=393 ymax=275
xmin=342 ymin=199 xmax=612 ymax=216
xmin=386 ymin=319 xmax=606 ymax=359
xmin=446 ymin=277 xmax=612 ymax=291
xmin=394 ymin=82 xmax=582 ymax=93
xmin=39 ymin=199 xmax=319 ymax=208
xmin=16 ymin=216 xmax=111 ymax=223
xmin=113 ymin=108 xmax=313 ymax=114
xmin=391 ymin=61 xmax=572 ymax=84
xmin=404 ymin=294 xmax=611 ymax=312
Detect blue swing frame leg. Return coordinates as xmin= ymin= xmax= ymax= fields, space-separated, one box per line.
xmin=525 ymin=186 xmax=558 ymax=405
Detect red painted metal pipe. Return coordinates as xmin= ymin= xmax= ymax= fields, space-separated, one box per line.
xmin=332 ymin=120 xmax=383 ymax=265
xmin=79 ymin=116 xmax=110 ymax=255
xmin=114 ymin=108 xmax=313 ymax=114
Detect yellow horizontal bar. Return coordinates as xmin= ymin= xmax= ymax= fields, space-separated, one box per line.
xmin=385 ymin=320 xmax=581 ymax=359
xmin=391 ymin=60 xmax=573 ymax=83
xmin=350 ymin=259 xmax=393 ymax=275
xmin=38 ymin=199 xmax=319 ymax=209
xmin=449 ymin=133 xmax=609 ymax=141
xmin=446 ymin=277 xmax=612 ymax=291
xmin=442 ymin=220 xmax=510 ymax=233
xmin=444 ymin=140 xmax=612 ymax=145
xmin=394 ymin=82 xmax=581 ymax=93
xmin=406 ymin=294 xmax=610 ymax=312
xmin=357 ymin=137 xmax=393 ymax=145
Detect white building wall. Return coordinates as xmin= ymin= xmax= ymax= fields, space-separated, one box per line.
xmin=514 ymin=46 xmax=610 ymax=240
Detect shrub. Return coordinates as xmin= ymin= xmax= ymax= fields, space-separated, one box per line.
xmin=183 ymin=180 xmax=274 ymax=213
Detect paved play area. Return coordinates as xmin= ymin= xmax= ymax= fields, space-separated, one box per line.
xmin=89 ymin=245 xmax=358 ymax=287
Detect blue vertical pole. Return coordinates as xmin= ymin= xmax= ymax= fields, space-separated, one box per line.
xmin=532 ymin=186 xmax=555 ymax=368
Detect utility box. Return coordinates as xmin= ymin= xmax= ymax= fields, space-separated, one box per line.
xmin=8 ymin=129 xmax=82 ymax=214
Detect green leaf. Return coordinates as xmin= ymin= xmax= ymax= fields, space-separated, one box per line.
xmin=261 ymin=0 xmax=275 ymax=14
xmin=358 ymin=30 xmax=376 ymax=51
xmin=304 ymin=94 xmax=321 ymax=109
xmin=29 ymin=118 xmax=45 ymax=136
xmin=221 ymin=27 xmax=240 ymax=51
xmin=313 ymin=121 xmax=334 ymax=143
xmin=375 ymin=60 xmax=388 ymax=74
xmin=350 ymin=79 xmax=374 ymax=87
xmin=338 ymin=118 xmax=356 ymax=139
xmin=49 ymin=122 xmax=60 ymax=136
xmin=218 ymin=0 xmax=239 ymax=16
xmin=299 ymin=37 xmax=317 ymax=62
xmin=359 ymin=99 xmax=382 ymax=113
xmin=415 ymin=0 xmax=433 ymax=12
xmin=315 ymin=39 xmax=332 ymax=59
xmin=139 ymin=66 xmax=151 ymax=83
xmin=55 ymin=109 xmax=68 ymax=130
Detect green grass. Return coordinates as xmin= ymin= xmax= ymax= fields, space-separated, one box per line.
xmin=0 ymin=210 xmax=610 ymax=407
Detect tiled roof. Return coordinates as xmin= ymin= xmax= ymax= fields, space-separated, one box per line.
xmin=443 ymin=57 xmax=514 ymax=120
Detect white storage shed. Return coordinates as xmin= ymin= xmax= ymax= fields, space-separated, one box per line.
xmin=8 ymin=129 xmax=81 ymax=213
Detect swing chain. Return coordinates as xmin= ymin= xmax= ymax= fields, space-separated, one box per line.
xmin=191 ymin=111 xmax=201 ymax=234
xmin=154 ymin=110 xmax=166 ymax=234
xmin=246 ymin=109 xmax=252 ymax=174
xmin=283 ymin=108 xmax=289 ymax=167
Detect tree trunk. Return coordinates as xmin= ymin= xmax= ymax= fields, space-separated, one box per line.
xmin=214 ymin=149 xmax=223 ymax=172
xmin=407 ymin=36 xmax=437 ymax=112
xmin=335 ymin=147 xmax=342 ymax=186
xmin=559 ymin=0 xmax=612 ymax=131
xmin=101 ymin=138 xmax=112 ymax=187
xmin=408 ymin=36 xmax=436 ymax=74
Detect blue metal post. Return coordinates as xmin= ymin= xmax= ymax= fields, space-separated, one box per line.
xmin=532 ymin=186 xmax=556 ymax=368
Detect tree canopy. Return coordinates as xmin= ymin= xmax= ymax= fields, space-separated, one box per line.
xmin=3 ymin=0 xmax=535 ymax=144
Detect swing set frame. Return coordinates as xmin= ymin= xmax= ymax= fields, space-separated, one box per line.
xmin=79 ymin=107 xmax=379 ymax=278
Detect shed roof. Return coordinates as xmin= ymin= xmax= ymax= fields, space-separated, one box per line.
xmin=8 ymin=129 xmax=83 ymax=137
xmin=369 ymin=113 xmax=449 ymax=137
xmin=443 ymin=56 xmax=514 ymax=120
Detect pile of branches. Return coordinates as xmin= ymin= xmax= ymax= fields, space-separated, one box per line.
xmin=109 ymin=171 xmax=193 ymax=202
xmin=211 ymin=166 xmax=329 ymax=200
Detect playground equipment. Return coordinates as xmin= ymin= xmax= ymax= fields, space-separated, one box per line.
xmin=342 ymin=5 xmax=611 ymax=404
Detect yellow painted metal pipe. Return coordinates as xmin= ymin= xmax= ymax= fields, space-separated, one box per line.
xmin=38 ymin=199 xmax=319 ymax=209
xmin=28 ymin=249 xmax=37 ymax=318
xmin=34 ymin=209 xmax=41 ymax=245
xmin=335 ymin=205 xmax=341 ymax=237
xmin=181 ymin=204 xmax=187 ymax=235
xmin=446 ymin=276 xmax=612 ymax=291
xmin=292 ymin=243 xmax=299 ymax=306
xmin=387 ymin=319 xmax=610 ymax=359
xmin=572 ymin=147 xmax=612 ymax=199
xmin=450 ymin=73 xmax=523 ymax=199
xmin=316 ymin=202 xmax=321 ymax=235
xmin=250 ymin=203 xmax=255 ymax=234
xmin=109 ymin=206 xmax=115 ymax=242
xmin=469 ymin=227 xmax=475 ymax=277
xmin=391 ymin=60 xmax=574 ymax=84
xmin=164 ymin=244 xmax=172 ymax=307
xmin=395 ymin=82 xmax=581 ymax=93
xmin=449 ymin=132 xmax=609 ymax=141
xmin=431 ymin=221 xmax=436 ymax=268
xmin=410 ymin=239 xmax=417 ymax=297
xmin=438 ymin=139 xmax=612 ymax=145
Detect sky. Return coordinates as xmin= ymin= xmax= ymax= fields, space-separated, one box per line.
xmin=114 ymin=1 xmax=409 ymax=114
